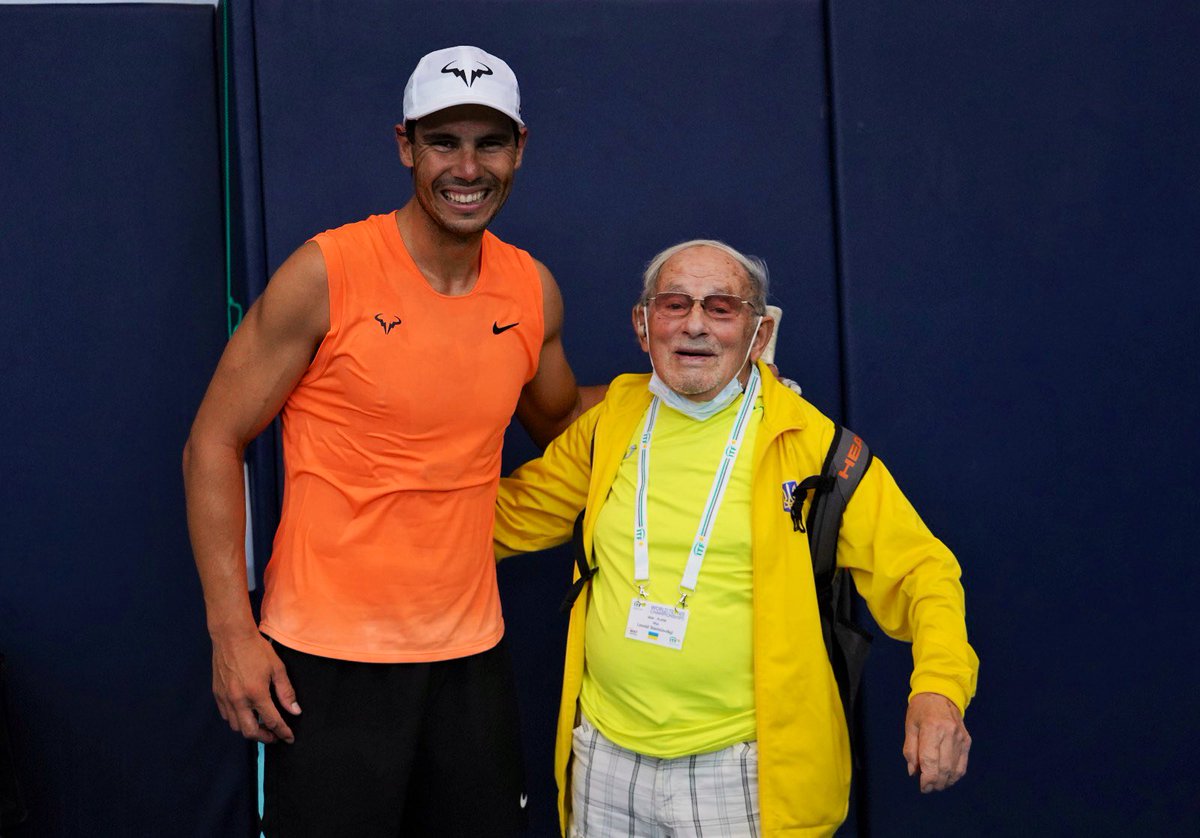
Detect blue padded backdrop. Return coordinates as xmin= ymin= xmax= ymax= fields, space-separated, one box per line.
xmin=3 ymin=0 xmax=1197 ymax=835
xmin=0 ymin=3 xmax=251 ymax=835
xmin=828 ymin=2 xmax=1200 ymax=835
xmin=249 ymin=2 xmax=840 ymax=835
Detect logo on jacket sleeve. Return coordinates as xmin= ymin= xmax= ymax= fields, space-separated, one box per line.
xmin=782 ymin=480 xmax=798 ymax=513
xmin=838 ymin=436 xmax=865 ymax=480
xmin=375 ymin=313 xmax=402 ymax=334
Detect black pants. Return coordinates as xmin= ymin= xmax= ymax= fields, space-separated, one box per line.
xmin=261 ymin=638 xmax=528 ymax=837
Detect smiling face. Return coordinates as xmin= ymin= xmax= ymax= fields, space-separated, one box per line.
xmin=397 ymin=104 xmax=526 ymax=239
xmin=634 ymin=245 xmax=774 ymax=401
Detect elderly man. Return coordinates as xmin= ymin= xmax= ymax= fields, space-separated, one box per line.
xmin=494 ymin=239 xmax=979 ymax=837
xmin=184 ymin=46 xmax=602 ymax=835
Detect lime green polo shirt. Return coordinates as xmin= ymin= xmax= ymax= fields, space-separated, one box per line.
xmin=579 ymin=392 xmax=762 ymax=758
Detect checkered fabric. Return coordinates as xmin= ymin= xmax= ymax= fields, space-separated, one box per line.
xmin=570 ymin=716 xmax=760 ymax=838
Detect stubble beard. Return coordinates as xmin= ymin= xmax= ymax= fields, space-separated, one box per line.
xmin=664 ymin=366 xmax=724 ymax=399
xmin=418 ymin=175 xmax=512 ymax=240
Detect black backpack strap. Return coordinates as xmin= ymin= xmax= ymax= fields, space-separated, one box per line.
xmin=800 ymin=426 xmax=874 ymax=767
xmin=807 ymin=427 xmax=873 ymax=589
xmin=559 ymin=508 xmax=599 ymax=613
xmin=788 ymin=475 xmax=832 ymax=533
xmin=559 ymin=428 xmax=599 ymax=614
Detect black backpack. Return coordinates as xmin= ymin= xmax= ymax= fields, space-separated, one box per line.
xmin=787 ymin=426 xmax=874 ymax=764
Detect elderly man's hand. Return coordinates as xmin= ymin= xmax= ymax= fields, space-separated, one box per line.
xmin=903 ymin=692 xmax=971 ymax=793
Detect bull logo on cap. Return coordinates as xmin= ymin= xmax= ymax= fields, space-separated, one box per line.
xmin=440 ymin=61 xmax=493 ymax=87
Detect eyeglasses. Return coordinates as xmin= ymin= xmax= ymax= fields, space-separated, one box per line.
xmin=645 ymin=293 xmax=758 ymax=320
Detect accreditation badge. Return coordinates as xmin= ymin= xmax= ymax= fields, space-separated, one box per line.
xmin=624 ymin=597 xmax=689 ymax=650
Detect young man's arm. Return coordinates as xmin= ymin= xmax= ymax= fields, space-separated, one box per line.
xmin=182 ymin=242 xmax=328 ymax=745
xmin=515 ymin=260 xmax=606 ymax=448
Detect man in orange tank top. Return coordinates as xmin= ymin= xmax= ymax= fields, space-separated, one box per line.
xmin=183 ymin=46 xmax=603 ymax=836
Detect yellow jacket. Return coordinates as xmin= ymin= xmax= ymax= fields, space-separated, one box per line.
xmin=494 ymin=362 xmax=978 ymax=836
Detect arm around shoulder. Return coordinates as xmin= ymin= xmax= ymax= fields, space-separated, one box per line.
xmin=515 ymin=260 xmax=607 ymax=448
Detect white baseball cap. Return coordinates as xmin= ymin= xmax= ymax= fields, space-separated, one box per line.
xmin=402 ymin=45 xmax=523 ymax=127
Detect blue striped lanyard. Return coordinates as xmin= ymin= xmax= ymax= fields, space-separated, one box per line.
xmin=632 ymin=366 xmax=760 ymax=609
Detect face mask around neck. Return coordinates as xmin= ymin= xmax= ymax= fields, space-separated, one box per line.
xmin=648 ymin=371 xmax=745 ymax=420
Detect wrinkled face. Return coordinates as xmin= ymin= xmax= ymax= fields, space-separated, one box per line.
xmin=633 ymin=246 xmax=773 ymax=402
xmin=397 ymin=104 xmax=526 ymax=238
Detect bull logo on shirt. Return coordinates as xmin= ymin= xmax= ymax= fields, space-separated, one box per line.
xmin=375 ymin=313 xmax=402 ymax=334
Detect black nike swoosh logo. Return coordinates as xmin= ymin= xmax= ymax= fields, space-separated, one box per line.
xmin=492 ymin=321 xmax=519 ymax=334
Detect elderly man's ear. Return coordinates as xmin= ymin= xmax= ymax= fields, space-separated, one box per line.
xmin=631 ymin=305 xmax=649 ymax=352
xmin=750 ymin=315 xmax=776 ymax=362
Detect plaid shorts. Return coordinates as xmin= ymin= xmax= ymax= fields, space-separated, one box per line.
xmin=570 ymin=715 xmax=760 ymax=838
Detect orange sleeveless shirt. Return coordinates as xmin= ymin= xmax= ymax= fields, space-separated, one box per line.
xmin=259 ymin=213 xmax=544 ymax=662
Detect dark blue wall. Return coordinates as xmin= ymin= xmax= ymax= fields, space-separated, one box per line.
xmin=828 ymin=2 xmax=1200 ymax=834
xmin=1 ymin=1 xmax=1196 ymax=836
xmin=0 ymin=3 xmax=251 ymax=835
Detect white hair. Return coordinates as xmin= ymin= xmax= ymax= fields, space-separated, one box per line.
xmin=639 ymin=239 xmax=769 ymax=313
